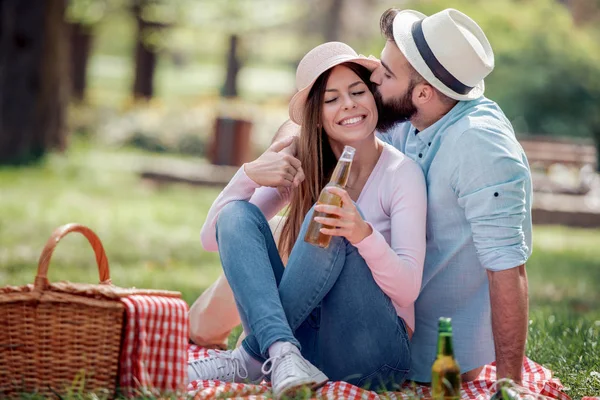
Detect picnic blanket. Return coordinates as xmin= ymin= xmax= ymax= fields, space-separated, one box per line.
xmin=119 ymin=295 xmax=189 ymax=396
xmin=187 ymin=344 xmax=571 ymax=399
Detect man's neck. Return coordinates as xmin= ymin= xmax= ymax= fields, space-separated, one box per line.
xmin=411 ymin=101 xmax=458 ymax=132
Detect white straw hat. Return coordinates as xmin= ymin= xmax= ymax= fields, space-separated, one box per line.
xmin=289 ymin=42 xmax=380 ymax=125
xmin=392 ymin=8 xmax=494 ymax=100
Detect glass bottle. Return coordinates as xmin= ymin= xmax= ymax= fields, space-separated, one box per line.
xmin=304 ymin=145 xmax=355 ymax=248
xmin=431 ymin=317 xmax=461 ymax=399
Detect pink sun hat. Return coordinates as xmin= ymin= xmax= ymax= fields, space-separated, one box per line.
xmin=288 ymin=42 xmax=380 ymax=125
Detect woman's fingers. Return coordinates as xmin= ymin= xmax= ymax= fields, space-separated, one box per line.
xmin=284 ymin=154 xmax=302 ymax=170
xmin=319 ymin=227 xmax=348 ymax=236
xmin=282 ymin=172 xmax=295 ymax=184
xmin=313 ymin=216 xmax=353 ymax=228
xmin=314 ymin=204 xmax=350 ymax=218
xmin=284 ymin=164 xmax=297 ymax=176
xmin=293 ymin=166 xmax=305 ymax=187
xmin=325 ymin=187 xmax=354 ymax=209
xmin=314 ymin=186 xmax=370 ymax=244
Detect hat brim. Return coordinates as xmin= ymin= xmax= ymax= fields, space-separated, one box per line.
xmin=392 ymin=10 xmax=484 ymax=101
xmin=288 ymin=57 xmax=381 ymax=125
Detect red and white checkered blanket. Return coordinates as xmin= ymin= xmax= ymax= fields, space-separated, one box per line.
xmin=119 ymin=295 xmax=189 ymax=396
xmin=187 ymin=345 xmax=571 ymax=399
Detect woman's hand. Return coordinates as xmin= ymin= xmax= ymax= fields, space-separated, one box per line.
xmin=313 ymin=187 xmax=373 ymax=244
xmin=244 ymin=136 xmax=303 ymax=188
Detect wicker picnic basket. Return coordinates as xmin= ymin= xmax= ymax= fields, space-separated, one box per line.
xmin=0 ymin=223 xmax=184 ymax=399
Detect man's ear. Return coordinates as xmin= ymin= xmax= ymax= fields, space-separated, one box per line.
xmin=413 ymin=83 xmax=435 ymax=105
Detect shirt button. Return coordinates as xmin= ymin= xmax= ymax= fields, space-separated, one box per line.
xmin=418 ymin=153 xmax=423 ymax=158
xmin=428 ymin=142 xmax=431 ymax=146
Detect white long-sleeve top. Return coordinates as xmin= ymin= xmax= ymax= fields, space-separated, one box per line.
xmin=200 ymin=142 xmax=427 ymax=331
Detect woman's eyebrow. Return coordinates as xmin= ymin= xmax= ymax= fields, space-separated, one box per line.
xmin=325 ymin=81 xmax=365 ymax=92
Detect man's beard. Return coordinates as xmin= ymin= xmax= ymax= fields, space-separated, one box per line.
xmin=374 ymin=84 xmax=418 ymax=132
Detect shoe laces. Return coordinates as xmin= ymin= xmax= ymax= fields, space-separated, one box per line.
xmin=189 ymin=349 xmax=249 ymax=382
xmin=261 ymin=349 xmax=298 ymax=380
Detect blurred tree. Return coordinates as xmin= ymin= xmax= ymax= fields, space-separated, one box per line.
xmin=188 ymin=0 xmax=311 ymax=95
xmin=0 ymin=0 xmax=69 ymax=165
xmin=65 ymin=0 xmax=108 ymax=102
xmin=373 ymin=0 xmax=600 ymax=171
xmin=68 ymin=22 xmax=94 ymax=102
xmin=131 ymin=0 xmax=174 ymax=100
xmin=302 ymin=0 xmax=378 ymax=50
xmin=222 ymin=34 xmax=240 ymax=98
xmin=324 ymin=0 xmax=345 ymax=42
xmin=560 ymin=0 xmax=600 ymax=25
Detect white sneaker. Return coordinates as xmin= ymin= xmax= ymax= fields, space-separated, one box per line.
xmin=262 ymin=349 xmax=329 ymax=399
xmin=188 ymin=349 xmax=262 ymax=383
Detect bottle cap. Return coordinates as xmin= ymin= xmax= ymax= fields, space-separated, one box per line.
xmin=340 ymin=146 xmax=356 ymax=161
xmin=438 ymin=317 xmax=452 ymax=333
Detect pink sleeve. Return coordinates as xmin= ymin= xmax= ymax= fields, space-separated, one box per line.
xmin=354 ymin=159 xmax=427 ymax=307
xmin=200 ymin=166 xmax=289 ymax=251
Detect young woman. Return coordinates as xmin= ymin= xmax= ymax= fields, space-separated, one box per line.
xmin=189 ymin=42 xmax=427 ymax=399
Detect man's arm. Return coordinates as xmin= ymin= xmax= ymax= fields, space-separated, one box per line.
xmin=453 ymin=128 xmax=532 ymax=384
xmin=487 ymin=264 xmax=529 ymax=385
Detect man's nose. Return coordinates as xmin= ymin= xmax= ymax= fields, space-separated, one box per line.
xmin=370 ymin=67 xmax=382 ymax=85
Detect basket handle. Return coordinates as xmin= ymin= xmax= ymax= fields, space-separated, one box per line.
xmin=35 ymin=223 xmax=111 ymax=291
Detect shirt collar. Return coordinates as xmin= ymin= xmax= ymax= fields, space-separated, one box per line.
xmin=411 ymin=100 xmax=472 ymax=146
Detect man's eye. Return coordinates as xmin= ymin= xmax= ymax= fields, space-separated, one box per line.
xmin=384 ymin=73 xmax=392 ymax=79
xmin=352 ymin=91 xmax=366 ymax=96
xmin=324 ymin=98 xmax=337 ymax=104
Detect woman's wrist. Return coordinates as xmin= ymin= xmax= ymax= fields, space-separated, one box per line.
xmin=243 ymin=162 xmax=260 ymax=185
xmin=352 ymin=220 xmax=373 ymax=244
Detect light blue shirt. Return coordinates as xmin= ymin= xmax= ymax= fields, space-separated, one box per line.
xmin=378 ymin=96 xmax=533 ymax=382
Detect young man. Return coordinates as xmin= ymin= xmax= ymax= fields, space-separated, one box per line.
xmin=369 ymin=8 xmax=532 ymax=384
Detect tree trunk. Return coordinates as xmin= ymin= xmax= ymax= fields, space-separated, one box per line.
xmin=132 ymin=2 xmax=159 ymax=100
xmin=563 ymin=0 xmax=600 ymax=25
xmin=323 ymin=0 xmax=345 ymax=42
xmin=68 ymin=22 xmax=93 ymax=102
xmin=0 ymin=0 xmax=69 ymax=165
xmin=221 ymin=34 xmax=240 ymax=98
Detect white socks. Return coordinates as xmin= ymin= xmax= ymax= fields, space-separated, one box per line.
xmin=232 ymin=346 xmax=264 ymax=383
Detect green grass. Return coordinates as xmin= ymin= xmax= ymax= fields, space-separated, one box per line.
xmin=0 ymin=139 xmax=223 ymax=306
xmin=1 ymin=141 xmax=599 ymax=399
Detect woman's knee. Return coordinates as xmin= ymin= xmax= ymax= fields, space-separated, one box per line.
xmin=216 ymin=201 xmax=265 ymax=234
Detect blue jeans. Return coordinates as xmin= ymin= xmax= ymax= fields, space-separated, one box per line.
xmin=215 ymin=201 xmax=410 ymax=390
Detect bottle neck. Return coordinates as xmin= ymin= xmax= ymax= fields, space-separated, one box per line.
xmin=328 ymin=158 xmax=351 ymax=187
xmin=437 ymin=333 xmax=454 ymax=356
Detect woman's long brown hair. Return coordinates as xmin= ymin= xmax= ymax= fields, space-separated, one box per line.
xmin=277 ymin=62 xmax=375 ymax=259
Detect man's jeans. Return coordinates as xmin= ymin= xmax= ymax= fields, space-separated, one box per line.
xmin=215 ymin=201 xmax=410 ymax=389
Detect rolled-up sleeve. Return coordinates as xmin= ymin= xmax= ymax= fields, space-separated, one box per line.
xmin=453 ymin=129 xmax=532 ymax=271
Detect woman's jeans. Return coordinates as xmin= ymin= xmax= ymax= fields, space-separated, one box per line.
xmin=215 ymin=201 xmax=410 ymax=389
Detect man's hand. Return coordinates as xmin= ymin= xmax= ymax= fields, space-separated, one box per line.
xmin=488 ymin=265 xmax=529 ymax=385
xmin=244 ymin=136 xmax=302 ymax=188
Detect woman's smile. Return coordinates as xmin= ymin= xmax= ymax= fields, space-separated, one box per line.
xmin=338 ymin=115 xmax=367 ymax=126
